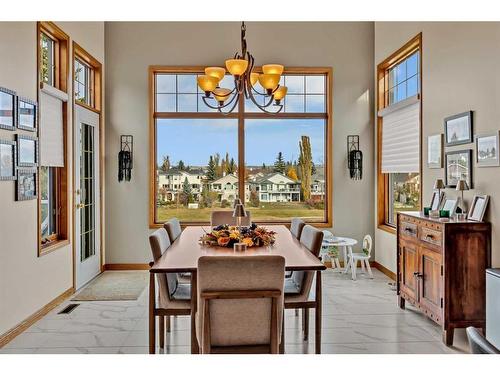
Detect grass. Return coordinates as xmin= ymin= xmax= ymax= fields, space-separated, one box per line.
xmin=156 ymin=202 xmax=324 ymax=222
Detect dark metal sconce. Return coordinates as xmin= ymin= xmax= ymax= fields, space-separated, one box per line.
xmin=347 ymin=135 xmax=362 ymax=180
xmin=118 ymin=135 xmax=133 ymax=182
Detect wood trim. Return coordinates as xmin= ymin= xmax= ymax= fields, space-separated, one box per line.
xmin=372 ymin=261 xmax=397 ymax=281
xmin=73 ymin=42 xmax=102 ymax=112
xmin=376 ymin=33 xmax=422 ymax=231
xmin=149 ymin=66 xmax=333 ymax=228
xmin=103 ymin=263 xmax=150 ymax=271
xmin=0 ymin=287 xmax=74 ymax=348
xmin=37 ymin=22 xmax=70 ymax=257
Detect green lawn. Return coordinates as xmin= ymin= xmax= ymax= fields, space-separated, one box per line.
xmin=157 ymin=202 xmax=324 ymax=222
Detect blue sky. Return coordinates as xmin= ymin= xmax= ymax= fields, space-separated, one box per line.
xmin=156 ymin=118 xmax=325 ymax=167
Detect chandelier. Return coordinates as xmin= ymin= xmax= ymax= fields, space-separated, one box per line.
xmin=197 ymin=22 xmax=287 ymax=114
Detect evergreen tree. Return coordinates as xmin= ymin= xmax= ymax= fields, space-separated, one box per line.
xmin=273 ymin=152 xmax=286 ymax=174
xmin=206 ymin=155 xmax=217 ymax=182
xmin=227 ymin=157 xmax=237 ymax=174
xmin=182 ymin=177 xmax=193 ymax=204
xmin=262 ymin=163 xmax=267 ymax=172
xmin=177 ymin=160 xmax=185 ymax=171
xmin=159 ymin=155 xmax=170 ymax=172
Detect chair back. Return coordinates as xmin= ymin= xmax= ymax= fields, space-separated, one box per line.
xmin=164 ymin=217 xmax=182 ymax=243
xmin=210 ymin=210 xmax=251 ymax=227
xmin=466 ymin=327 xmax=500 ymax=354
xmin=362 ymin=234 xmax=373 ymax=257
xmin=290 ymin=217 xmax=306 ymax=239
xmin=197 ymin=255 xmax=285 ymax=353
xmin=148 ymin=228 xmax=178 ymax=300
xmin=291 ymin=225 xmax=324 ymax=295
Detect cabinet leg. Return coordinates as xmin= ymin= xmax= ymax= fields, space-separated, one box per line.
xmin=398 ymin=296 xmax=405 ymax=309
xmin=443 ymin=328 xmax=454 ymax=346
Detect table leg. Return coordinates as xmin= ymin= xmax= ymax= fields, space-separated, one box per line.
xmin=315 ymin=270 xmax=322 ymax=354
xmin=342 ymin=246 xmax=348 ymax=273
xmin=190 ymin=270 xmax=199 ymax=354
xmin=149 ymin=272 xmax=156 ymax=354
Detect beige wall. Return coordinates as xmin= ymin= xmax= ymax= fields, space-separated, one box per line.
xmin=104 ymin=22 xmax=375 ymax=264
xmin=0 ymin=22 xmax=104 ymax=336
xmin=374 ymin=22 xmax=500 ymax=272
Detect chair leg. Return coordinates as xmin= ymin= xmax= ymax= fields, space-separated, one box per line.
xmin=159 ymin=316 xmax=164 ymax=349
xmin=365 ymin=259 xmax=373 ymax=279
xmin=335 ymin=258 xmax=341 ymax=272
xmin=360 ymin=258 xmax=366 ymax=274
xmin=351 ymin=259 xmax=357 ymax=280
xmin=280 ymin=315 xmax=285 ymax=354
xmin=303 ymin=309 xmax=309 ymax=341
xmin=166 ymin=315 xmax=171 ymax=333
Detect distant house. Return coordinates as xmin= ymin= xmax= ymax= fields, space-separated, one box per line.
xmin=311 ymin=170 xmax=326 ymax=202
xmin=158 ymin=168 xmax=204 ymax=202
xmin=249 ymin=172 xmax=301 ymax=203
xmin=209 ymin=173 xmax=250 ymax=202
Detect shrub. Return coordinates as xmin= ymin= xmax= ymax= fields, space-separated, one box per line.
xmin=220 ymin=199 xmax=230 ymax=208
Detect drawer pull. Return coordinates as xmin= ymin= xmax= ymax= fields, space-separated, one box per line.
xmin=426 ymin=234 xmax=435 ymax=240
xmin=404 ymin=228 xmax=416 ymax=234
xmin=413 ymin=272 xmax=423 ymax=278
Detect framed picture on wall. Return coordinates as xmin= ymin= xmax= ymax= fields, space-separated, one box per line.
xmin=16 ymin=134 xmax=37 ymax=167
xmin=0 ymin=139 xmax=16 ymax=181
xmin=445 ymin=149 xmax=472 ymax=188
xmin=16 ymin=168 xmax=37 ymax=201
xmin=428 ymin=134 xmax=443 ymax=168
xmin=444 ymin=111 xmax=473 ymax=146
xmin=0 ymin=87 xmax=17 ymax=131
xmin=476 ymin=132 xmax=500 ymax=167
xmin=17 ymin=97 xmax=37 ymax=132
xmin=467 ymin=195 xmax=489 ymax=222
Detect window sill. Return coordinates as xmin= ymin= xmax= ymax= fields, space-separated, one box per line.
xmin=39 ymin=239 xmax=70 ymax=257
xmin=377 ymin=224 xmax=397 ymax=235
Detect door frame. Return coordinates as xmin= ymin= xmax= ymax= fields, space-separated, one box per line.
xmin=72 ymin=42 xmax=104 ymax=290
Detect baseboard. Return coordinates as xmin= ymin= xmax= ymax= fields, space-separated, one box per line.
xmin=0 ymin=287 xmax=74 ymax=348
xmin=103 ymin=263 xmax=150 ymax=270
xmin=372 ymin=261 xmax=396 ymax=280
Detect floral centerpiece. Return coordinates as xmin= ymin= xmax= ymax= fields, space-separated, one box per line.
xmin=200 ymin=223 xmax=276 ymax=248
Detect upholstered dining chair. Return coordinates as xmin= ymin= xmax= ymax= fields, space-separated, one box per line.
xmin=164 ymin=217 xmax=182 ymax=243
xmin=210 ymin=210 xmax=251 ymax=227
xmin=286 ymin=218 xmax=305 ymax=279
xmin=148 ymin=228 xmax=191 ymax=350
xmin=196 ymin=255 xmax=285 ymax=354
xmin=283 ymin=225 xmax=324 ymax=344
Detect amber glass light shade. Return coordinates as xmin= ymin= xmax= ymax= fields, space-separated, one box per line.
xmin=258 ymin=74 xmax=280 ymax=91
xmin=225 ymin=59 xmax=249 ymax=76
xmin=262 ymin=64 xmax=284 ymax=75
xmin=273 ymin=86 xmax=288 ymax=100
xmin=250 ymin=72 xmax=260 ymax=86
xmin=213 ymin=88 xmax=232 ymax=103
xmin=197 ymin=75 xmax=219 ymax=93
xmin=205 ymin=67 xmax=226 ymax=82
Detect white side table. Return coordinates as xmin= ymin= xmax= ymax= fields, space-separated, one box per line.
xmin=320 ymin=236 xmax=357 ymax=273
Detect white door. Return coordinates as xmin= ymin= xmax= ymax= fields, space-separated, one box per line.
xmin=75 ymin=105 xmax=101 ymax=290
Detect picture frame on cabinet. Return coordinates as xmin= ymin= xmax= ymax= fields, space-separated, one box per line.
xmin=16 ymin=134 xmax=37 ymax=167
xmin=428 ymin=133 xmax=444 ymax=169
xmin=0 ymin=139 xmax=16 ymax=181
xmin=445 ymin=149 xmax=472 ymax=188
xmin=441 ymin=198 xmax=458 ymax=214
xmin=467 ymin=195 xmax=489 ymax=222
xmin=0 ymin=87 xmax=17 ymax=131
xmin=17 ymin=97 xmax=37 ymax=132
xmin=444 ymin=111 xmax=473 ymax=146
xmin=430 ymin=190 xmax=444 ymax=211
xmin=476 ymin=132 xmax=500 ymax=167
xmin=16 ymin=168 xmax=37 ymax=201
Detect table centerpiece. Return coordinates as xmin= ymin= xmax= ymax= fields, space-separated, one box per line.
xmin=200 ymin=223 xmax=276 ymax=248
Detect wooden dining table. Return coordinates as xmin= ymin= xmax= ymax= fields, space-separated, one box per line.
xmin=149 ymin=225 xmax=326 ymax=354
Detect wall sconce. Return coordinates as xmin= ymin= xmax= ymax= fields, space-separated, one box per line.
xmin=347 ymin=135 xmax=362 ymax=180
xmin=118 ymin=135 xmax=133 ymax=182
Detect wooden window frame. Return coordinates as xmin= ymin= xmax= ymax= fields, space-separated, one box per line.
xmin=37 ymin=21 xmax=70 ymax=256
xmin=148 ymin=66 xmax=333 ymax=229
xmin=377 ymin=33 xmax=423 ymax=234
xmin=73 ymin=42 xmax=102 ymax=112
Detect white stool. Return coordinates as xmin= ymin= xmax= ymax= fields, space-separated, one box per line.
xmin=346 ymin=234 xmax=373 ymax=280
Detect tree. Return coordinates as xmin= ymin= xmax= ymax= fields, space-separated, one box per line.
xmin=286 ymin=165 xmax=298 ymax=181
xmin=273 ymin=152 xmax=286 ymax=174
xmin=213 ymin=153 xmax=222 ymax=177
xmin=177 ymin=160 xmax=185 ymax=171
xmin=262 ymin=163 xmax=267 ymax=172
xmin=299 ymin=136 xmax=312 ymax=200
xmin=249 ymin=190 xmax=260 ymax=207
xmin=181 ymin=177 xmax=193 ymax=205
xmin=311 ymin=161 xmax=317 ymax=175
xmin=159 ymin=155 xmax=171 ymax=172
xmin=206 ymin=155 xmax=217 ymax=182
xmin=227 ymin=157 xmax=237 ymax=174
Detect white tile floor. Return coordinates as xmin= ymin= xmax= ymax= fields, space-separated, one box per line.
xmin=0 ymin=269 xmax=470 ymax=354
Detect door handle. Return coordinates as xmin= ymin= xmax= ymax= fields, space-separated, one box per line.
xmin=76 ymin=203 xmax=85 ymax=209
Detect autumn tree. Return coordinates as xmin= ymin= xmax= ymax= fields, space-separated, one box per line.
xmin=286 ymin=165 xmax=298 ymax=181
xmin=299 ymin=136 xmax=312 ymax=200
xmin=227 ymin=157 xmax=237 ymax=174
xmin=159 ymin=155 xmax=171 ymax=172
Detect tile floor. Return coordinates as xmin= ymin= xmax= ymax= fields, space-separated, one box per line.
xmin=0 ymin=269 xmax=470 ymax=354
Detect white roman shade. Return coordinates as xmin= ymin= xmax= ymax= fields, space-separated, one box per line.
xmin=39 ymin=83 xmax=68 ymax=167
xmin=378 ymin=95 xmax=420 ymax=173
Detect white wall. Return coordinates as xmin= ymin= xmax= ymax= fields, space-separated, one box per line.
xmin=0 ymin=22 xmax=104 ymax=336
xmin=104 ymin=22 xmax=375 ymax=264
xmin=374 ymin=22 xmax=500 ymax=272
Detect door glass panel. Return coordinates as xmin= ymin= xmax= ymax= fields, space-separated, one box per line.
xmin=80 ymin=123 xmax=95 ymax=261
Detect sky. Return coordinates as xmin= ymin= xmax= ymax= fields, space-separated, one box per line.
xmin=156 ymin=118 xmax=325 ymax=167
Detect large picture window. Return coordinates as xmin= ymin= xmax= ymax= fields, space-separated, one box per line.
xmin=150 ymin=67 xmax=332 ymax=227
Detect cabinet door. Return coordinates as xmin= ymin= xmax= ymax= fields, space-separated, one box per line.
xmin=399 ymin=240 xmax=418 ymax=301
xmin=418 ymin=246 xmax=443 ymax=321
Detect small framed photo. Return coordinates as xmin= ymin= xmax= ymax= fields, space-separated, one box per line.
xmin=428 ymin=134 xmax=444 ymax=169
xmin=445 ymin=149 xmax=472 ymax=188
xmin=17 ymin=97 xmax=37 ymax=132
xmin=0 ymin=139 xmax=17 ymax=181
xmin=476 ymin=132 xmax=500 ymax=167
xmin=16 ymin=134 xmax=37 ymax=167
xmin=430 ymin=191 xmax=444 ymax=211
xmin=441 ymin=198 xmax=458 ymax=214
xmin=444 ymin=111 xmax=473 ymax=146
xmin=467 ymin=195 xmax=489 ymax=222
xmin=0 ymin=87 xmax=17 ymax=131
xmin=16 ymin=168 xmax=37 ymax=201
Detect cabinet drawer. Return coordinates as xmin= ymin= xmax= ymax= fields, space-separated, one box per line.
xmin=420 ymin=227 xmax=442 ymax=248
xmin=400 ymin=221 xmax=418 ymax=238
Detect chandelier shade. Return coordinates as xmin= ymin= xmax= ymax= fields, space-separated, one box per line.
xmin=213 ymin=88 xmax=232 ymax=103
xmin=197 ymin=75 xmax=219 ymax=93
xmin=258 ymin=73 xmax=281 ymax=91
xmin=250 ymin=72 xmax=260 ymax=86
xmin=205 ymin=67 xmax=226 ymax=81
xmin=225 ymin=59 xmax=249 ymax=76
xmin=262 ymin=64 xmax=284 ymax=75
xmin=273 ymin=86 xmax=288 ymax=101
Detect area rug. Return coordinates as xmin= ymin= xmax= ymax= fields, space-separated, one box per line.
xmin=71 ymin=271 xmax=148 ymax=301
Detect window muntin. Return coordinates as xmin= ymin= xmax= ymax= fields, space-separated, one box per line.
xmin=387 ymin=51 xmax=420 ymax=105
xmin=74 ymin=58 xmax=91 ymax=105
xmin=40 ymin=32 xmax=55 ymax=86
xmin=152 ymin=69 xmax=330 ymax=225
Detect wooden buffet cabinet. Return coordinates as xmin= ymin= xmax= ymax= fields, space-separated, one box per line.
xmin=397 ymin=212 xmax=491 ymax=346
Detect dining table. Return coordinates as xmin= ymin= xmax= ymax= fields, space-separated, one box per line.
xmin=148 ymin=225 xmax=326 ymax=354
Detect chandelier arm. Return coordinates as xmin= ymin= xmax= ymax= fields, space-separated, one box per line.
xmin=247 ymin=86 xmax=276 ymax=109
xmin=201 ymin=93 xmax=238 ymax=110
xmin=217 ymin=93 xmax=240 ymax=115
